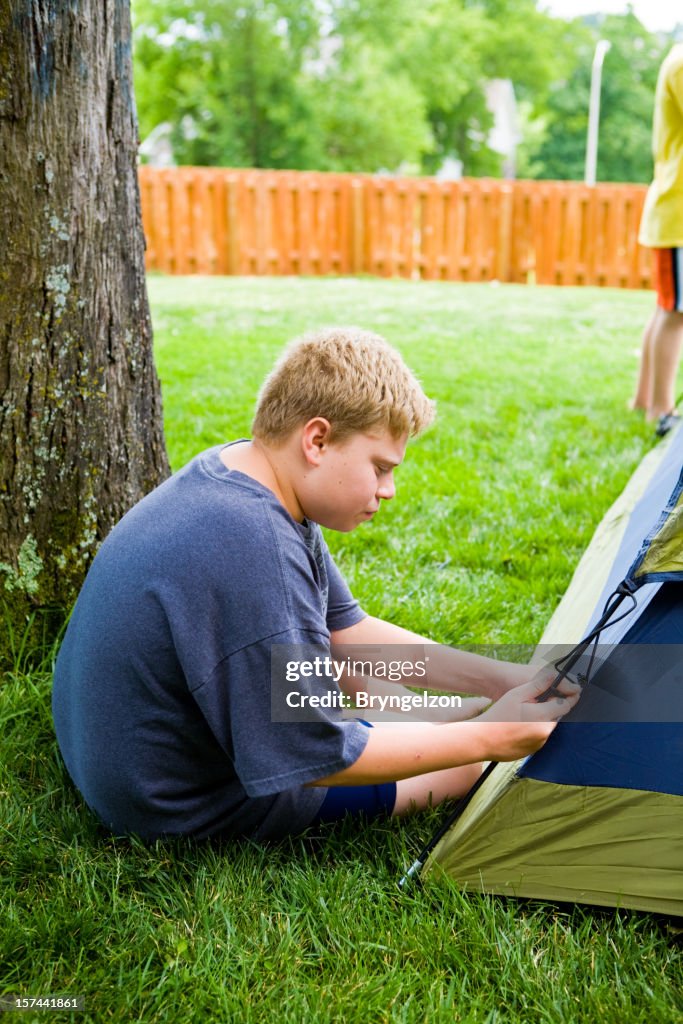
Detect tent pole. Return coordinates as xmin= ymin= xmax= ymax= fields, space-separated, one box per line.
xmin=398 ymin=759 xmax=499 ymax=887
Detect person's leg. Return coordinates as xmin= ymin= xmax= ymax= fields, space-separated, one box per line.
xmin=647 ymin=307 xmax=683 ymax=420
xmin=392 ymin=761 xmax=482 ymax=816
xmin=311 ymin=721 xmax=483 ymax=823
xmin=630 ymin=305 xmax=658 ymax=412
xmin=637 ymin=248 xmax=683 ymax=424
xmin=312 ymin=761 xmax=481 ymax=822
xmin=311 ymin=779 xmax=398 ymax=823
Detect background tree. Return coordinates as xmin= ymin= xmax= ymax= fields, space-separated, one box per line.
xmin=323 ymin=0 xmax=492 ymax=174
xmin=305 ymin=0 xmax=435 ymax=173
xmin=132 ymin=1 xmax=676 ymax=182
xmin=305 ymin=46 xmax=433 ymax=173
xmin=0 ymin=1 xmax=169 ymax=651
xmin=133 ymin=0 xmax=322 ymax=168
xmin=389 ymin=0 xmax=571 ymax=176
xmin=525 ymin=13 xmax=668 ymax=182
xmin=131 ymin=0 xmax=573 ymax=176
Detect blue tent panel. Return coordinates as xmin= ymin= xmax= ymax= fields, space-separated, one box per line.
xmin=521 ymin=583 xmax=683 ymax=796
xmin=519 ymin=724 xmax=683 ymax=796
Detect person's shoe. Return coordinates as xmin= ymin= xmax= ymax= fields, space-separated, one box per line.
xmin=655 ymin=411 xmax=681 ymax=437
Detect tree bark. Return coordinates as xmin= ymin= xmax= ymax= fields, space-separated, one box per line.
xmin=0 ymin=1 xmax=170 ymax=644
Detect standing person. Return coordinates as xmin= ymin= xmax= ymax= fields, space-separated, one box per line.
xmin=632 ymin=44 xmax=683 ymax=437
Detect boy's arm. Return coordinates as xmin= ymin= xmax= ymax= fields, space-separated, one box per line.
xmin=331 ymin=614 xmax=534 ymax=702
xmin=308 ymin=720 xmax=548 ymax=786
xmin=308 ymin=676 xmax=580 ymax=787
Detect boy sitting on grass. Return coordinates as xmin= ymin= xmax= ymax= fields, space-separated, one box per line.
xmin=52 ymin=327 xmax=578 ymax=840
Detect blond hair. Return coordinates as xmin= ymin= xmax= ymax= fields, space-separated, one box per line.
xmin=252 ymin=326 xmax=435 ymax=444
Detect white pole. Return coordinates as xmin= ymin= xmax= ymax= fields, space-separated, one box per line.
xmin=585 ymin=39 xmax=611 ymax=186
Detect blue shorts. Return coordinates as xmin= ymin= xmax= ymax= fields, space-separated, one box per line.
xmin=310 ymin=721 xmax=397 ymax=823
xmin=311 ymin=780 xmax=397 ymax=823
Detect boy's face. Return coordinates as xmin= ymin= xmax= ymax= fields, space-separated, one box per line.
xmin=300 ymin=427 xmax=408 ymax=532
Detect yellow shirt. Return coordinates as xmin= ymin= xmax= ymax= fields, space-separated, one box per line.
xmin=639 ymin=44 xmax=683 ymax=248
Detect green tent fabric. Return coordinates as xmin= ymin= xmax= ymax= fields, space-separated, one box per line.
xmin=426 ymin=779 xmax=681 ymax=915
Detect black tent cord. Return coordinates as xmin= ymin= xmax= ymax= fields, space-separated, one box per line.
xmin=398 ymin=579 xmax=638 ymax=888
xmin=535 ymin=579 xmax=638 ymax=701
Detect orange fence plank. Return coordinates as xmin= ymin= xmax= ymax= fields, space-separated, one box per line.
xmin=496 ymin=184 xmax=514 ymax=283
xmin=510 ymin=184 xmax=535 ymax=284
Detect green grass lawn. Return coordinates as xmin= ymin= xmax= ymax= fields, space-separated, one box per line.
xmin=2 ymin=276 xmax=682 ymax=1023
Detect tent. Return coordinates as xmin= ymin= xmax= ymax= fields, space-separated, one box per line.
xmin=406 ymin=426 xmax=683 ymax=916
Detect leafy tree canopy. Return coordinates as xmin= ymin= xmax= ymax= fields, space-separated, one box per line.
xmin=525 ymin=12 xmax=669 ymax=183
xmin=131 ymin=0 xmax=676 ymax=181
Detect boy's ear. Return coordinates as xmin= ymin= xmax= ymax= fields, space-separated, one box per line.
xmin=301 ymin=417 xmax=333 ymax=465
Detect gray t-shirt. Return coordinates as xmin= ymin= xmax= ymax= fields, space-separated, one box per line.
xmin=52 ymin=444 xmax=369 ymax=841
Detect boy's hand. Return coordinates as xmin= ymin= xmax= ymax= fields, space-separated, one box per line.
xmin=478 ymin=672 xmax=581 ymax=724
xmin=469 ymin=675 xmax=580 ymax=761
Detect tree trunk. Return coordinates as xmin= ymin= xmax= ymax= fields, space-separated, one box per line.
xmin=0 ymin=1 xmax=170 ymax=650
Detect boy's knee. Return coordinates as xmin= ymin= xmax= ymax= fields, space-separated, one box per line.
xmin=392 ymin=762 xmax=482 ymax=817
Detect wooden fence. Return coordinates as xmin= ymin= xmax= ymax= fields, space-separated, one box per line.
xmin=138 ymin=166 xmax=652 ymax=289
